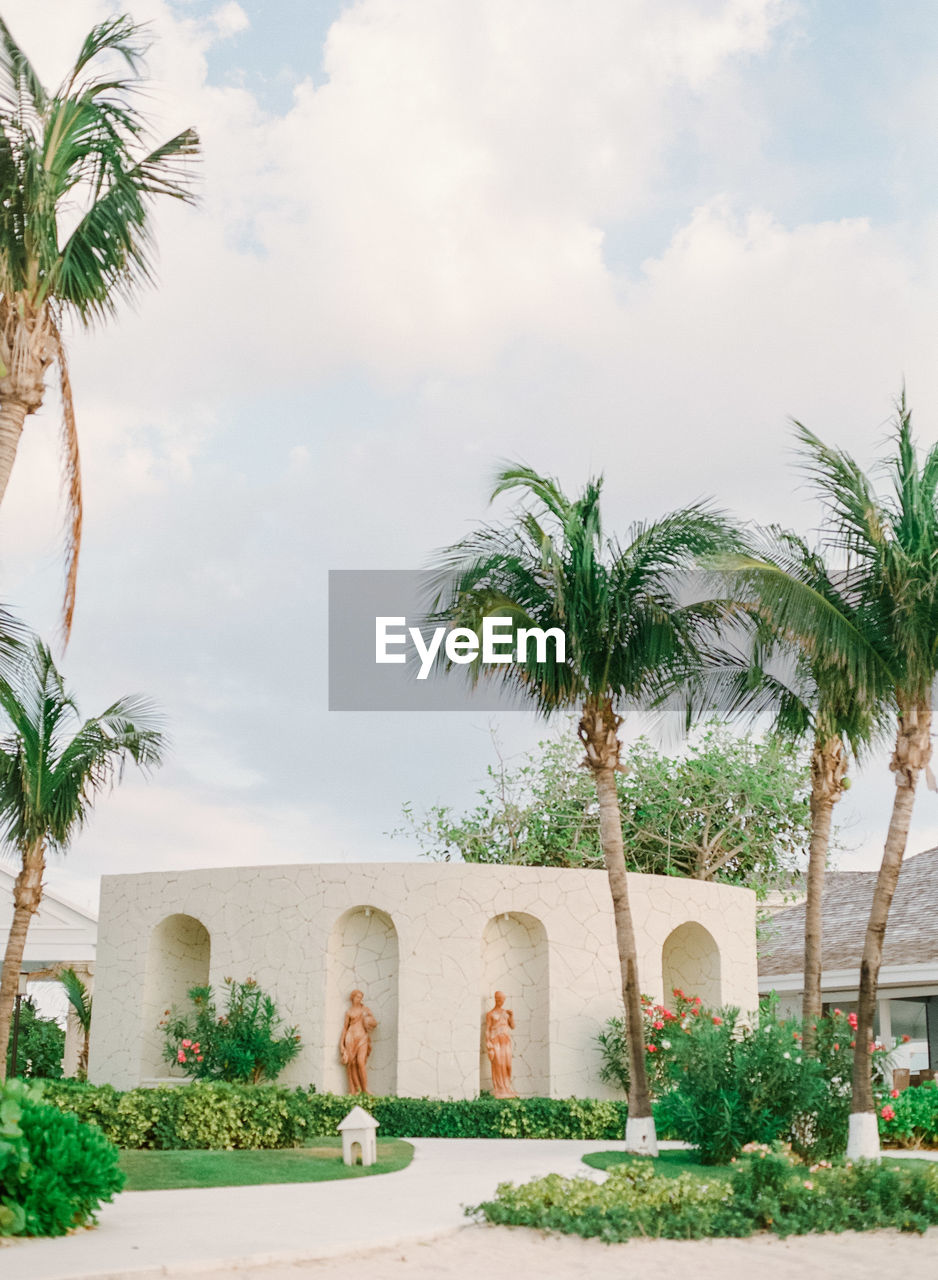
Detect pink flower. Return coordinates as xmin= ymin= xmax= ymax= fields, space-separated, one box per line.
xmin=881 ymin=1105 xmax=896 ymax=1122
xmin=833 ymin=1043 xmax=840 ymax=1051
xmin=181 ymin=1039 xmax=191 ymax=1048
xmin=712 ymin=1015 xmax=723 ymax=1025
xmin=646 ymin=1044 xmax=658 ymax=1052
xmin=803 ymin=1180 xmax=814 ymax=1190
xmin=654 ymin=1020 xmax=665 ymax=1030
xmin=848 ymin=1012 xmax=858 ymax=1030
xmin=890 ymin=1089 xmax=900 ymax=1099
xmin=177 ymin=1050 xmax=186 ymax=1063
xmin=834 ymin=1008 xmax=843 ymax=1016
xmin=197 ymin=1055 xmax=204 ymax=1062
xmin=192 ymin=1043 xmax=201 ymax=1052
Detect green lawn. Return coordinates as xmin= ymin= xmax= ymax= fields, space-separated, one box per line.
xmin=582 ymin=1149 xmax=734 ymax=1179
xmin=119 ymin=1138 xmax=414 ymax=1191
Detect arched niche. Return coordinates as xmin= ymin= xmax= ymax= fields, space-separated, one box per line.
xmin=480 ymin=911 xmax=549 ymax=1096
xmin=662 ymin=921 xmax=721 ymax=1010
xmin=140 ymin=913 xmax=210 ymax=1079
xmin=325 ymin=906 xmax=399 ymax=1096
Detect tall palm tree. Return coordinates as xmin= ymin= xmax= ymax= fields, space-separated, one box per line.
xmin=0 ymin=14 xmax=199 ymax=638
xmin=0 ymin=639 xmax=164 ymax=1079
xmin=430 ymin=465 xmax=738 ymax=1153
xmin=727 ymin=399 xmax=938 ymax=1157
xmin=682 ymin=529 xmax=884 ymax=1053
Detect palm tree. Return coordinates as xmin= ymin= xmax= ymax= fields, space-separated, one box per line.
xmin=0 ymin=14 xmax=199 ymax=637
xmin=726 ymin=399 xmax=938 ymax=1157
xmin=0 ymin=639 xmax=164 ymax=1080
xmin=430 ymin=465 xmax=738 ymax=1152
xmin=59 ymin=965 xmax=92 ymax=1079
xmin=682 ymin=529 xmax=884 ymax=1054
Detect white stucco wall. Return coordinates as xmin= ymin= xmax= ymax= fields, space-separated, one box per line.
xmin=88 ymin=862 xmax=758 ymax=1099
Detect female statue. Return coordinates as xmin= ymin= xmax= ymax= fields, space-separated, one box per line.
xmin=485 ymin=990 xmax=518 ymax=1098
xmin=340 ymin=989 xmax=377 ymax=1094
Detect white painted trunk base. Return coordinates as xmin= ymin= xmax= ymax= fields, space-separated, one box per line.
xmin=624 ymin=1116 xmax=659 ymax=1157
xmin=847 ymin=1112 xmax=881 ymax=1161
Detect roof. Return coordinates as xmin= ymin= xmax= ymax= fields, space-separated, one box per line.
xmin=759 ymin=846 xmax=938 ymax=977
xmin=0 ymin=867 xmax=98 ymax=968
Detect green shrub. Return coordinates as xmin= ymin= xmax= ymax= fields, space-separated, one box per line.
xmin=470 ymin=1146 xmax=938 ymax=1240
xmin=6 ymin=998 xmax=65 ymax=1079
xmin=0 ymin=1078 xmax=123 ymax=1237
xmin=880 ymin=1080 xmax=938 ymax=1148
xmin=160 ymin=977 xmax=302 ymax=1083
xmin=42 ymin=1081 xmax=629 ymax=1148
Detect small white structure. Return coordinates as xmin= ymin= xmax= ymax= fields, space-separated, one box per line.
xmin=339 ymin=1104 xmax=379 ymax=1167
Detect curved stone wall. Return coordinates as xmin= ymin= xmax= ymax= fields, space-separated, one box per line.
xmin=89 ymin=862 xmax=758 ymax=1098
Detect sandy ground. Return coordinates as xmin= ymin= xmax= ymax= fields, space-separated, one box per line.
xmin=191 ymin=1222 xmax=938 ymax=1280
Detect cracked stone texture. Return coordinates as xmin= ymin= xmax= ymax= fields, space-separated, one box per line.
xmin=89 ymin=863 xmax=757 ymax=1099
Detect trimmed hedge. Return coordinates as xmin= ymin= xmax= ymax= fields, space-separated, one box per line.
xmin=881 ymin=1080 xmax=938 ymax=1149
xmin=40 ymin=1081 xmax=629 ymax=1150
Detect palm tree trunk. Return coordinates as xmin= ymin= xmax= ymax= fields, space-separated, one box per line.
xmin=0 ymin=843 xmax=46 ymax=1080
xmin=848 ymin=698 xmax=932 ymax=1158
xmin=580 ymin=700 xmax=656 ymax=1154
xmin=0 ymin=397 xmax=29 ymax=504
xmin=802 ymin=735 xmax=846 ymax=1055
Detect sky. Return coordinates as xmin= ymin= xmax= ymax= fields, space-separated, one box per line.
xmin=2 ymin=0 xmax=938 ymax=914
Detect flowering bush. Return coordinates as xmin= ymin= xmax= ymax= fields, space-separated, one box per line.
xmin=160 ymin=978 xmax=301 ymax=1084
xmin=597 ymin=989 xmax=706 ymax=1096
xmin=879 ymin=1080 xmax=938 ymax=1149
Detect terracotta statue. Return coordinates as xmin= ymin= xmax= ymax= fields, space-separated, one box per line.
xmin=485 ymin=991 xmax=517 ymax=1098
xmin=340 ymin=989 xmax=377 ymax=1094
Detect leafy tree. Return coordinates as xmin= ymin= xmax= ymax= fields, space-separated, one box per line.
xmin=0 ymin=639 xmax=165 ymax=1080
xmin=430 ymin=464 xmax=738 ymax=1153
xmin=160 ymin=978 xmax=302 ymax=1085
xmin=0 ymin=15 xmax=199 ymax=635
xmin=58 ymin=968 xmax=92 ymax=1080
xmin=396 ymin=728 xmax=814 ymax=897
xmin=5 ymin=997 xmax=63 ymax=1079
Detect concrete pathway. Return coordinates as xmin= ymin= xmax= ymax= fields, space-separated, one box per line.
xmin=4 ymin=1138 xmax=614 ymax=1280
xmin=6 ymin=1140 xmax=937 ymax=1280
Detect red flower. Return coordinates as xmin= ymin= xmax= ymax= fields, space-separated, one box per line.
xmin=850 ymin=1040 xmax=856 ymax=1048
xmin=833 ymin=1043 xmax=839 ymax=1051
xmin=654 ymin=1020 xmax=665 ymax=1030
xmin=902 ymin=1034 xmax=911 ymax=1043
xmin=890 ymin=1089 xmax=900 ymax=1099
xmin=646 ymin=1043 xmax=658 ymax=1052
xmin=712 ymin=1015 xmax=723 ymax=1025
xmin=847 ymin=1012 xmax=858 ymax=1030
xmin=880 ymin=1105 xmax=896 ymax=1122
xmin=834 ymin=1008 xmax=842 ymax=1017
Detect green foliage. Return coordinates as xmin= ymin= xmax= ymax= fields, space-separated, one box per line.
xmin=0 ymin=1077 xmax=123 ymax=1237
xmin=880 ymin=1081 xmax=938 ymax=1149
xmin=42 ymin=1081 xmax=629 ymax=1149
xmin=6 ymin=998 xmax=64 ymax=1079
xmin=160 ymin=978 xmax=302 ymax=1084
xmin=470 ymin=1146 xmax=938 ymax=1240
xmin=397 ymin=729 xmax=813 ymax=896
xmin=654 ymin=1001 xmax=889 ymax=1164
xmin=118 ymin=1139 xmax=414 ymax=1190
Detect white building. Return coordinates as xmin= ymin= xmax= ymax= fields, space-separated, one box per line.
xmin=0 ymin=868 xmax=97 ymax=1076
xmin=759 ymin=846 xmax=938 ymax=1081
xmin=89 ymin=861 xmax=758 ymax=1098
